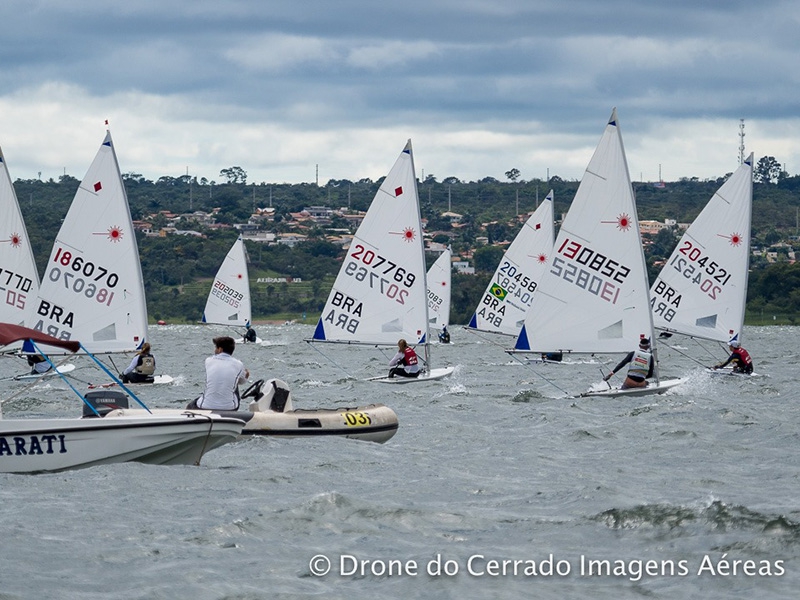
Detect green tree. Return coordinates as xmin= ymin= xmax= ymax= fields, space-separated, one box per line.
xmin=505 ymin=168 xmax=521 ymax=182
xmin=472 ymin=245 xmax=505 ymax=272
xmin=755 ymin=156 xmax=786 ymax=184
xmin=220 ymin=166 xmax=248 ymax=184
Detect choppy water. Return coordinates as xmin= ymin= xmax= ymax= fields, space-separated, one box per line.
xmin=0 ymin=324 xmax=798 ymax=599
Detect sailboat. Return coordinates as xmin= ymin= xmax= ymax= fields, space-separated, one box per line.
xmin=202 ymin=234 xmax=259 ymax=342
xmin=26 ymin=130 xmax=148 ymax=354
xmin=510 ymin=109 xmax=685 ymax=398
xmin=0 ymin=145 xmax=77 ymax=380
xmin=0 ymin=323 xmax=244 ymax=474
xmin=0 ymin=144 xmax=40 ymax=326
xmin=426 ymin=246 xmax=451 ymax=342
xmin=466 ymin=190 xmax=555 ymax=339
xmin=23 ymin=129 xmax=171 ymax=384
xmin=650 ymin=153 xmax=753 ymax=361
xmin=310 ymin=140 xmax=454 ymax=383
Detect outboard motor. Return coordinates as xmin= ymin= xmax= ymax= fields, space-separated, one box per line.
xmin=82 ymin=390 xmax=130 ymax=418
xmin=248 ymin=378 xmax=293 ymax=413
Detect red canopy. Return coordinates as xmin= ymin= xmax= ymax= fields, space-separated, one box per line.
xmin=0 ymin=323 xmax=81 ymax=353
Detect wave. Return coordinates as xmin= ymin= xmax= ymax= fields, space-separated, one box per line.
xmin=592 ymin=499 xmax=800 ymax=549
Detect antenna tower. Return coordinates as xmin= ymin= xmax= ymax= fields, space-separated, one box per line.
xmin=738 ymin=119 xmax=746 ymax=164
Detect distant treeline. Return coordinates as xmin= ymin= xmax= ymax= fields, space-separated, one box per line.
xmin=12 ymin=168 xmax=800 ymax=325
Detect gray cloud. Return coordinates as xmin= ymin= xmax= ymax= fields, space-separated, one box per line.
xmin=0 ymin=0 xmax=798 ymax=183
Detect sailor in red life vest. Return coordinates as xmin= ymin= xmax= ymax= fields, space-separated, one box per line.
xmin=603 ymin=336 xmax=654 ymax=389
xmin=713 ymin=338 xmax=754 ymax=374
xmin=388 ymin=338 xmax=422 ymax=378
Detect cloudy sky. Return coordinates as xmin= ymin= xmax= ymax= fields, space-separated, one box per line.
xmin=1 ymin=0 xmax=798 ymax=186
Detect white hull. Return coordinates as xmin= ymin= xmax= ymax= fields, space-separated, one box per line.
xmin=12 ymin=363 xmax=76 ymax=381
xmin=707 ymin=368 xmax=755 ymax=378
xmin=0 ymin=412 xmax=244 ymax=474
xmin=579 ymin=378 xmax=687 ymax=399
xmin=369 ymin=366 xmax=455 ymax=384
xmin=86 ymin=374 xmax=174 ymax=390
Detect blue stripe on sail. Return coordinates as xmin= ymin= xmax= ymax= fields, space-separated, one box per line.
xmin=312 ymin=319 xmax=327 ymax=340
xmin=468 ymin=313 xmax=477 ymax=329
xmin=419 ymin=332 xmax=426 ymax=344
xmin=201 ymin=313 xmax=207 ymax=324
xmin=22 ymin=340 xmax=34 ymax=353
xmin=514 ymin=324 xmax=530 ymax=351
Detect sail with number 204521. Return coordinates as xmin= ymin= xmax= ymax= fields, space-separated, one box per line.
xmin=650 ymin=153 xmax=753 ymax=345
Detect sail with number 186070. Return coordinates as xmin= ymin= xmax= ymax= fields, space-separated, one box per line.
xmin=25 ymin=130 xmax=148 ymax=355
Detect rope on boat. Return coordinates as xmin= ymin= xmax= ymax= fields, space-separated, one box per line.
xmin=463 ymin=327 xmax=572 ymax=396
xmin=304 ymin=340 xmax=356 ymax=379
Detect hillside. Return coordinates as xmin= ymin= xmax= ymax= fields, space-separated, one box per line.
xmin=12 ymin=169 xmax=800 ymax=325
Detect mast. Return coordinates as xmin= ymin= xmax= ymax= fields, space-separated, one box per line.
xmin=408 ymin=140 xmax=432 ymax=369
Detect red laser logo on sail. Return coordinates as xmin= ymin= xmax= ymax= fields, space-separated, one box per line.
xmin=600 ymin=213 xmax=632 ymax=231
xmin=727 ymin=232 xmax=743 ymax=246
xmin=106 ymin=226 xmax=123 ymax=242
xmin=390 ymin=227 xmax=417 ymax=242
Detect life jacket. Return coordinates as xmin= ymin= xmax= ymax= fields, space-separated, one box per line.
xmin=732 ymin=348 xmax=753 ymax=369
xmin=627 ymin=349 xmax=651 ymax=378
xmin=403 ymin=347 xmax=418 ymax=367
xmin=135 ymin=354 xmax=156 ymax=375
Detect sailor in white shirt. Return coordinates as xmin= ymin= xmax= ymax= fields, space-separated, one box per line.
xmin=192 ymin=336 xmax=250 ymax=410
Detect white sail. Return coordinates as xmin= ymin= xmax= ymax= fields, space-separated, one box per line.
xmin=426 ymin=246 xmax=451 ymax=331
xmin=202 ymin=235 xmax=252 ymax=328
xmin=0 ymin=144 xmax=40 ymax=325
xmin=513 ymin=109 xmax=655 ymax=355
xmin=650 ymin=154 xmax=753 ymax=343
xmin=26 ymin=131 xmax=148 ymax=354
xmin=467 ymin=191 xmax=555 ymax=336
xmin=312 ymin=140 xmax=429 ymax=345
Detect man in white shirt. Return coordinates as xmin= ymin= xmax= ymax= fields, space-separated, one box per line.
xmin=190 ymin=336 xmax=250 ymax=410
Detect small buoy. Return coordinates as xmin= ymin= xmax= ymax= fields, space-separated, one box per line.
xmin=157 ymin=320 xmax=166 ymax=326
